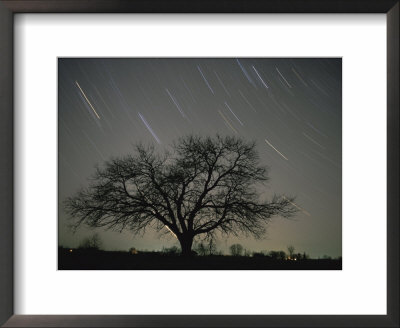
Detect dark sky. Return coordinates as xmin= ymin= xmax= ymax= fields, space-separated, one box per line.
xmin=58 ymin=58 xmax=342 ymax=258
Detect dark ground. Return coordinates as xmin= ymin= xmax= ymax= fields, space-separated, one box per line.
xmin=58 ymin=248 xmax=342 ymax=270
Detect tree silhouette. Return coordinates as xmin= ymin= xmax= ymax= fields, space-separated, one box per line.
xmin=230 ymin=243 xmax=244 ymax=256
xmin=287 ymin=245 xmax=295 ymax=258
xmin=78 ymin=233 xmax=102 ymax=250
xmin=65 ymin=135 xmax=296 ymax=256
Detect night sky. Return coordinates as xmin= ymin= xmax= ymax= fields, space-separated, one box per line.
xmin=58 ymin=58 xmax=342 ymax=258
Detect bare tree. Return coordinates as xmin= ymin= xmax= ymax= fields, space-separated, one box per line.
xmin=269 ymin=250 xmax=286 ymax=260
xmin=78 ymin=233 xmax=102 ymax=250
xmin=65 ymin=135 xmax=297 ymax=256
xmin=230 ymin=243 xmax=244 ymax=256
xmin=287 ymin=245 xmax=295 ymax=259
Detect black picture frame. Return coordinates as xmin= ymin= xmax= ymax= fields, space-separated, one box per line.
xmin=0 ymin=1 xmax=398 ymax=327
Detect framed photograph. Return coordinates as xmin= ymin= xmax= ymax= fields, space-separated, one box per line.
xmin=57 ymin=57 xmax=342 ymax=271
xmin=0 ymin=1 xmax=398 ymax=327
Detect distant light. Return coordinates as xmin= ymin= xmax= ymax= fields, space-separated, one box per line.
xmin=69 ymin=249 xmax=73 ymax=253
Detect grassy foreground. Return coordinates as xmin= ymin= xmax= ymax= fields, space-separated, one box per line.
xmin=58 ymin=248 xmax=341 ymax=270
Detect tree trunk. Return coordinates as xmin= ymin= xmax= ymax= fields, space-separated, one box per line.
xmin=179 ymin=235 xmax=194 ymax=256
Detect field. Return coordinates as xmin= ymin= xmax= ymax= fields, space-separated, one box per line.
xmin=58 ymin=248 xmax=342 ymax=270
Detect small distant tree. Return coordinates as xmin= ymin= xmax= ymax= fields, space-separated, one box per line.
xmin=78 ymin=233 xmax=102 ymax=250
xmin=269 ymin=250 xmax=286 ymax=260
xmin=287 ymin=245 xmax=295 ymax=258
xmin=230 ymin=243 xmax=243 ymax=256
xmin=129 ymin=247 xmax=138 ymax=255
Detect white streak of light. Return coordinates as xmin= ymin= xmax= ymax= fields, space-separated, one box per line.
xmin=214 ymin=71 xmax=231 ymax=96
xmin=275 ymin=68 xmax=292 ymax=88
xmin=75 ymin=81 xmax=100 ymax=119
xmin=283 ymin=196 xmax=311 ymax=217
xmin=310 ymin=79 xmax=329 ymax=96
xmin=303 ymin=132 xmax=326 ymax=149
xmin=165 ymin=225 xmax=177 ymax=239
xmin=197 ymin=66 xmax=214 ymax=94
xmin=239 ymin=90 xmax=257 ymax=112
xmin=138 ymin=112 xmax=161 ymax=144
xmin=265 ymin=139 xmax=288 ymax=160
xmin=236 ymin=59 xmax=256 ymax=87
xmin=218 ymin=110 xmax=238 ymax=134
xmin=291 ymin=68 xmax=308 ymax=87
xmin=252 ymin=66 xmax=269 ymax=89
xmin=224 ymin=102 xmax=243 ymax=126
xmin=306 ymin=122 xmax=328 ymax=138
xmin=165 ymin=88 xmax=186 ymax=118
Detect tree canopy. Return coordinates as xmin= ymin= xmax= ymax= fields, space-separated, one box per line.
xmin=65 ymin=135 xmax=297 ymax=255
